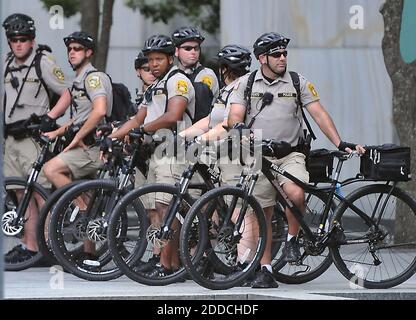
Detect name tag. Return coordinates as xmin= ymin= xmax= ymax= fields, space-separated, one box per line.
xmin=251 ymin=92 xmax=263 ymax=98
xmin=154 ymin=89 xmax=165 ymax=96
xmin=278 ymin=92 xmax=297 ymax=98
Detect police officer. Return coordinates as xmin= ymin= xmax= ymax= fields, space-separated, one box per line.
xmin=180 ymin=44 xmax=251 ymax=141
xmin=104 ymin=34 xmax=195 ymax=277
xmin=134 ymin=50 xmax=156 ymax=108
xmin=172 ymin=26 xmax=219 ymax=107
xmin=228 ymin=32 xmax=365 ymax=288
xmin=43 ymin=31 xmax=112 ymax=185
xmin=3 ymin=13 xmax=68 ymax=263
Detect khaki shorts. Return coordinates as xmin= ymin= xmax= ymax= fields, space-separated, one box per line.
xmin=218 ymin=156 xmax=244 ymax=186
xmin=142 ymin=155 xmax=186 ymax=210
xmin=57 ymin=146 xmax=101 ymax=180
xmin=253 ymin=152 xmax=309 ymax=208
xmin=3 ymin=136 xmax=50 ymax=188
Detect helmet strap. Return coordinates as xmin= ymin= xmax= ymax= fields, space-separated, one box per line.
xmin=69 ymin=56 xmax=89 ymax=72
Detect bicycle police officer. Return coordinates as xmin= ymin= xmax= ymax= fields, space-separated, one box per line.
xmin=104 ymin=34 xmax=195 ymax=278
xmin=3 ymin=13 xmax=68 ymax=264
xmin=228 ymin=32 xmax=365 ymax=288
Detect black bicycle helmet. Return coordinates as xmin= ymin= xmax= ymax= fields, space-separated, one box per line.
xmin=216 ymin=44 xmax=252 ymax=73
xmin=253 ymin=32 xmax=290 ymax=59
xmin=134 ymin=51 xmax=148 ymax=69
xmin=64 ymin=31 xmax=95 ymax=51
xmin=5 ymin=16 xmax=36 ymax=39
xmin=172 ymin=26 xmax=205 ymax=47
xmin=142 ymin=34 xmax=175 ymax=56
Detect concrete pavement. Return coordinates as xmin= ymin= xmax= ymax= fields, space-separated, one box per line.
xmin=4 ymin=264 xmax=416 ymax=300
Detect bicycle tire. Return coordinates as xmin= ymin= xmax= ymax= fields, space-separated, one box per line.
xmin=180 ymin=186 xmax=267 ymax=290
xmin=331 ymin=184 xmax=416 ymax=289
xmin=48 ymin=179 xmax=135 ymax=281
xmin=108 ymin=183 xmax=197 ymax=286
xmin=272 ymin=190 xmax=335 ymax=284
xmin=36 ymin=180 xmax=87 ymax=266
xmin=3 ymin=177 xmax=49 ymax=271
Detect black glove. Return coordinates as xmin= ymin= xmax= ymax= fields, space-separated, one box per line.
xmin=100 ymin=137 xmax=113 ymax=154
xmin=338 ymin=141 xmax=357 ymax=152
xmin=40 ymin=114 xmax=56 ymax=132
xmin=97 ymin=123 xmax=113 ymax=137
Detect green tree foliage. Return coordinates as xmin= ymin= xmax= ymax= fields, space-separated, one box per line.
xmin=40 ymin=0 xmax=80 ymax=18
xmin=126 ymin=0 xmax=220 ymax=34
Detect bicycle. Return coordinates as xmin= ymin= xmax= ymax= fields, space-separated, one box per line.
xmin=47 ymin=130 xmax=148 ymax=281
xmin=3 ymin=125 xmax=57 ymax=271
xmin=107 ymin=140 xmax=227 ymax=286
xmin=179 ymin=140 xmax=416 ymax=289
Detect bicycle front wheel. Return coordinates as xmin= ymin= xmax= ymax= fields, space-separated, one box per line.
xmin=180 ymin=186 xmax=267 ymax=290
xmin=3 ymin=177 xmax=49 ymax=271
xmin=108 ymin=183 xmax=195 ymax=286
xmin=48 ymin=179 xmax=131 ymax=281
xmin=331 ymin=184 xmax=416 ymax=289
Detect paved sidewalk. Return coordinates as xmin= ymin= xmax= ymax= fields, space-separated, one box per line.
xmin=4 ymin=264 xmax=416 ymax=300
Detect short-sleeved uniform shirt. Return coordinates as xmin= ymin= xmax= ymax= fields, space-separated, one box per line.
xmin=209 ymin=78 xmax=238 ymax=129
xmin=230 ymin=70 xmax=320 ymax=146
xmin=143 ymin=65 xmax=195 ymax=130
xmin=70 ymin=63 xmax=113 ymax=125
xmin=3 ymin=46 xmax=67 ymax=124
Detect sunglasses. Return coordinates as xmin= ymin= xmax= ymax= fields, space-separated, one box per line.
xmin=268 ymin=50 xmax=288 ymax=59
xmin=67 ymin=45 xmax=85 ymax=53
xmin=180 ymin=45 xmax=200 ymax=52
xmin=9 ymin=37 xmax=30 ymax=43
xmin=140 ymin=66 xmax=151 ymax=72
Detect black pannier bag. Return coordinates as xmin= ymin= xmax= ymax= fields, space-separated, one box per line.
xmin=307 ymin=149 xmax=334 ymax=183
xmin=360 ymin=144 xmax=411 ymax=181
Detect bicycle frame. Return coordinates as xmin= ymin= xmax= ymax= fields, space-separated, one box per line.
xmin=259 ymin=154 xmax=398 ymax=246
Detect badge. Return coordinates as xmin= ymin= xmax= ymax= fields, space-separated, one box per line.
xmin=308 ymin=82 xmax=319 ymax=97
xmin=201 ymin=76 xmax=213 ymax=89
xmin=175 ymin=80 xmax=189 ymax=95
xmin=53 ymin=67 xmax=65 ymax=81
xmin=87 ymin=75 xmax=102 ymax=89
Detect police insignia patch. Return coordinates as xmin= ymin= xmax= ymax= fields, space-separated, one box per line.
xmin=175 ymin=80 xmax=188 ymax=95
xmin=201 ymin=76 xmax=213 ymax=89
xmin=53 ymin=67 xmax=65 ymax=81
xmin=87 ymin=75 xmax=102 ymax=89
xmin=308 ymin=82 xmax=319 ymax=97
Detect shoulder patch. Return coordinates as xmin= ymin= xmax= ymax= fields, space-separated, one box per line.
xmin=175 ymin=79 xmax=189 ymax=95
xmin=307 ymin=82 xmax=319 ymax=98
xmin=87 ymin=74 xmax=102 ymax=89
xmin=53 ymin=67 xmax=65 ymax=81
xmin=201 ymin=76 xmax=213 ymax=89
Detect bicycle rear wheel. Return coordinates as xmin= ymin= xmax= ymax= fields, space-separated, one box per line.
xmin=331 ymin=184 xmax=416 ymax=289
xmin=3 ymin=177 xmax=49 ymax=271
xmin=180 ymin=186 xmax=267 ymax=290
xmin=272 ymin=190 xmax=335 ymax=284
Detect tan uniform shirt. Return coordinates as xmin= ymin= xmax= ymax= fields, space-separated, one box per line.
xmin=70 ymin=63 xmax=113 ymax=125
xmin=230 ymin=70 xmax=320 ymax=146
xmin=143 ymin=65 xmax=195 ymax=130
xmin=3 ymin=46 xmax=67 ymax=124
xmin=209 ymin=78 xmax=238 ymax=129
